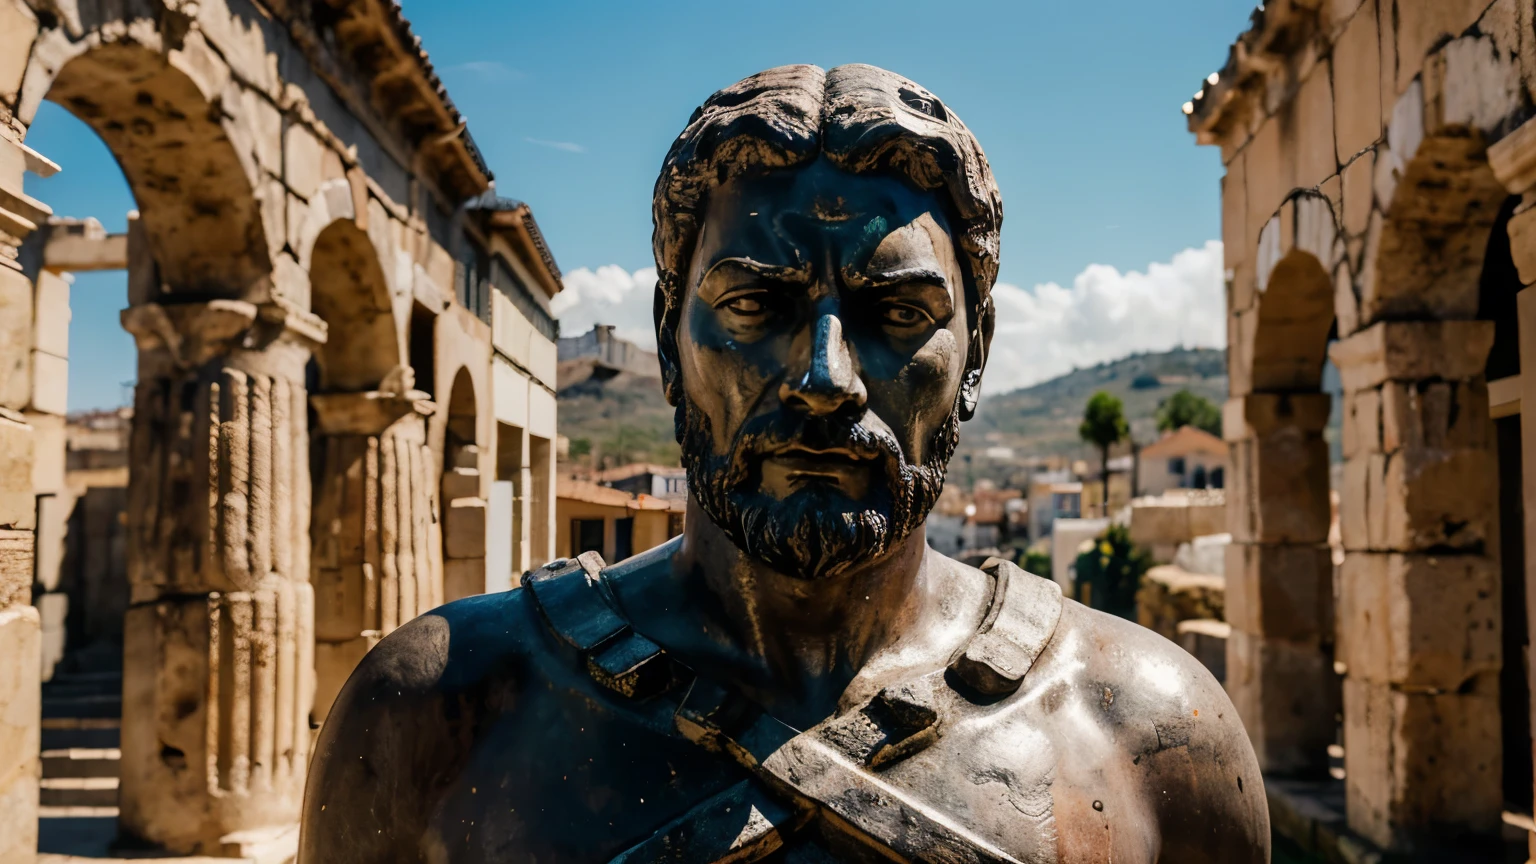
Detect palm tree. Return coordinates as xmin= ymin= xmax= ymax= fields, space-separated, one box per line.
xmin=1079 ymin=391 xmax=1128 ymax=516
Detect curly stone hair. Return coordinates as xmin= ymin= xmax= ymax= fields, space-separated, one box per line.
xmin=650 ymin=63 xmax=1004 ymax=412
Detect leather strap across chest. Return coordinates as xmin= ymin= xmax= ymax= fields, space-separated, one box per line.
xmin=522 ymin=553 xmax=1064 ymax=864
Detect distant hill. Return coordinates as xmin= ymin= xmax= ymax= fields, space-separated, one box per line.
xmin=557 ymin=364 xmax=680 ymax=469
xmin=958 ymin=348 xmax=1229 ymax=462
xmin=556 ymin=346 xmax=1238 ymax=472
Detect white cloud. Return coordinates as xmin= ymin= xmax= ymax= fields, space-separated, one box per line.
xmin=554 ymin=265 xmax=659 ymax=347
xmin=525 ymin=137 xmax=586 ymax=153
xmin=555 ymin=241 xmax=1225 ymax=394
xmin=983 ymin=241 xmax=1225 ymax=394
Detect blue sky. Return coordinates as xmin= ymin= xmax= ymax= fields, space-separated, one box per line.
xmin=25 ymin=0 xmax=1256 ymax=410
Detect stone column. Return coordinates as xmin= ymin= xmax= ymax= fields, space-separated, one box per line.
xmin=309 ymin=392 xmax=440 ymax=723
xmin=1331 ymin=320 xmax=1502 ymax=853
xmin=0 ymin=131 xmax=54 ymax=864
xmin=1222 ymin=391 xmax=1338 ymax=777
xmin=117 ymin=299 xmax=324 ymax=856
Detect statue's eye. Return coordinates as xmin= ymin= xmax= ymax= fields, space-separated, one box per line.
xmin=881 ymin=304 xmax=928 ymax=327
xmin=723 ymin=295 xmax=767 ymax=316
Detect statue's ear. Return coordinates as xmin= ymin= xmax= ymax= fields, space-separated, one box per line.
xmin=959 ymin=295 xmax=994 ymax=421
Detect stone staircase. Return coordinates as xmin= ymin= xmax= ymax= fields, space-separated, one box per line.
xmin=39 ymin=667 xmax=122 ymax=816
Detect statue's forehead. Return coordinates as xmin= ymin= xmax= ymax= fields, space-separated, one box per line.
xmin=696 ymin=161 xmax=954 ymax=270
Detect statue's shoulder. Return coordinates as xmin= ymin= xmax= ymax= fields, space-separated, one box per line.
xmin=1031 ymin=598 xmax=1270 ymax=862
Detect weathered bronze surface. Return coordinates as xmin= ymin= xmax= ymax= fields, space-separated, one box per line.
xmin=299 ymin=64 xmax=1269 ymax=863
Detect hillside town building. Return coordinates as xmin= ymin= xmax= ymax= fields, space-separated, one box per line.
xmin=0 ymin=1 xmax=559 ymax=859
xmin=1188 ymin=0 xmax=1536 ymax=857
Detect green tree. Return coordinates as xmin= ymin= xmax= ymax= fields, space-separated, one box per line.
xmin=1073 ymin=523 xmax=1153 ymax=620
xmin=1079 ymin=390 xmax=1128 ymax=514
xmin=1156 ymin=389 xmax=1222 ymax=436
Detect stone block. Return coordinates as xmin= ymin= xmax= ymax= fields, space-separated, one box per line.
xmin=313 ymin=637 xmax=372 ymax=726
xmin=1136 ymin=565 xmax=1225 ymax=642
xmin=0 ymin=267 xmax=33 ymax=411
xmin=1379 ymin=447 xmax=1496 ymax=551
xmin=1343 ymin=673 xmax=1502 ymax=852
xmin=1340 ymin=150 xmax=1374 ymax=240
xmin=1394 ymin=0 xmax=1491 ymax=95
xmin=312 ymin=565 xmax=365 ymax=643
xmin=444 ymin=497 xmax=487 ymax=559
xmin=0 ymin=604 xmax=40 ymax=864
xmin=283 ymin=121 xmax=328 ymax=201
xmin=1129 ymin=501 xmax=1190 ymax=548
xmin=441 ymin=467 xmax=481 ymax=502
xmin=0 ymin=530 xmax=33 ymax=609
xmin=1379 ymin=379 xmax=1490 ymax=454
xmin=1334 ymin=0 xmax=1382 ymax=163
xmin=443 ymin=556 xmax=486 ymax=604
xmin=1508 ymin=203 xmax=1536 ymax=284
xmin=1226 ymin=628 xmax=1340 ymax=777
xmin=1224 ymin=152 xmax=1250 ymax=283
xmin=1228 ymin=431 xmax=1332 ymax=545
xmin=0 ymin=0 xmax=38 ymax=107
xmin=1177 ymin=619 xmax=1230 ymax=684
xmin=33 ymin=491 xmax=66 ymax=594
xmin=1290 ymin=58 xmax=1338 ymax=187
xmin=1339 ymin=454 xmax=1373 ymax=551
xmin=0 ymin=413 xmax=35 ymax=531
xmin=32 ymin=268 xmax=70 ymax=359
xmin=1246 ymin=117 xmax=1289 ymax=256
xmin=37 ymin=590 xmax=66 ymax=681
xmin=1337 ymin=553 xmax=1499 ymax=689
xmin=1328 ymin=320 xmax=1495 ymax=394
xmin=27 ymin=410 xmax=64 ymax=494
xmin=1225 ymin=543 xmax=1334 ymax=642
xmin=28 ymin=350 xmax=66 ymax=416
xmin=1225 ymin=392 xmax=1333 ymax=441
xmin=1341 ymin=386 xmax=1380 ymax=460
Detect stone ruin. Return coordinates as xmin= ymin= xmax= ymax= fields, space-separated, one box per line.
xmin=1189 ymin=0 xmax=1536 ymax=857
xmin=0 ymin=1 xmax=564 ymax=860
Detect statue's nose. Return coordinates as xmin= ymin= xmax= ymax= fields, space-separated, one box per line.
xmin=780 ymin=314 xmax=867 ymax=417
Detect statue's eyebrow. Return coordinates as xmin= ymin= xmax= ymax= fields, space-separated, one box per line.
xmin=706 ymin=257 xmax=813 ymax=284
xmin=843 ymin=266 xmax=949 ymax=290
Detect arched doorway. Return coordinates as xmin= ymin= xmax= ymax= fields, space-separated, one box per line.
xmin=441 ymin=368 xmax=487 ymax=602
xmin=13 ymin=34 xmax=319 ymax=855
xmin=1226 ymin=193 xmax=1340 ymax=779
xmin=304 ymin=215 xmax=441 ymax=723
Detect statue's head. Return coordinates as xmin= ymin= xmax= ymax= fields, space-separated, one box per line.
xmin=653 ymin=64 xmax=1002 ymax=580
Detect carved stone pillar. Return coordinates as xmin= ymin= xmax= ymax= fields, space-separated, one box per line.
xmin=309 ymin=392 xmax=440 ymax=723
xmin=1331 ymin=320 xmax=1502 ymax=853
xmin=0 ymin=131 xmax=55 ymax=864
xmin=118 ymin=299 xmax=324 ymax=856
xmin=1222 ymin=391 xmax=1338 ymax=777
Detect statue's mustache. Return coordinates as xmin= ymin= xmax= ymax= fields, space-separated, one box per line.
xmin=723 ymin=413 xmax=905 ymax=491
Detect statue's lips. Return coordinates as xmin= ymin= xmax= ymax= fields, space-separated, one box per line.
xmin=757 ymin=446 xmax=876 ymax=494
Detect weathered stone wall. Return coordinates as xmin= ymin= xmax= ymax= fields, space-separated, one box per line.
xmin=0 ymin=0 xmax=563 ymax=857
xmin=1190 ymin=0 xmax=1532 ymax=853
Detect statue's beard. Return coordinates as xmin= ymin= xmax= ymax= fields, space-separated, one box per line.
xmin=678 ymin=400 xmax=960 ymax=580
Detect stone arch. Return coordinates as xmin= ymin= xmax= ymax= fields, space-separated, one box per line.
xmin=1351 ymin=37 xmax=1522 ymax=332
xmin=1248 ymin=192 xmax=1341 ymax=392
xmin=307 ymin=218 xmax=400 ymax=392
xmin=1226 ymin=189 xmax=1340 ymax=778
xmin=441 ymin=366 xmax=485 ymax=603
xmin=20 ymin=36 xmax=271 ymax=297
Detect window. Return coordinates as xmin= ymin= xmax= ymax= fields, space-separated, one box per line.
xmin=1168 ymin=457 xmax=1186 ymax=478
xmin=1191 ymin=465 xmax=1207 ymax=488
xmin=572 ymin=519 xmax=604 ymax=557
xmin=1209 ymin=467 xmax=1225 ymax=489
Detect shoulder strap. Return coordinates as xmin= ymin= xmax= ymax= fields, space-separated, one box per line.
xmin=522 ymin=552 xmax=673 ymax=699
xmin=948 ymin=558 xmax=1063 ymax=697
